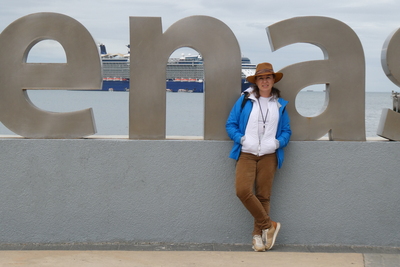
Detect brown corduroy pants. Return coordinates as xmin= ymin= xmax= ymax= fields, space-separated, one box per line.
xmin=235 ymin=152 xmax=277 ymax=236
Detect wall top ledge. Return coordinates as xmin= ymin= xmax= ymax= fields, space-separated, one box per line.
xmin=0 ymin=135 xmax=394 ymax=142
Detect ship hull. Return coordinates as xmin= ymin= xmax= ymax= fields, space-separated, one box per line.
xmin=101 ymin=80 xmax=251 ymax=92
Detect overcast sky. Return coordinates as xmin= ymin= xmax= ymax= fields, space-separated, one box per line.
xmin=1 ymin=0 xmax=400 ymax=92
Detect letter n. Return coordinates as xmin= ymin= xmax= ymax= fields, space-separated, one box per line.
xmin=129 ymin=16 xmax=241 ymax=140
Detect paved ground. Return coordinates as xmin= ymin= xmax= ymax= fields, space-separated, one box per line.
xmin=0 ymin=251 xmax=367 ymax=267
xmin=0 ymin=243 xmax=399 ymax=267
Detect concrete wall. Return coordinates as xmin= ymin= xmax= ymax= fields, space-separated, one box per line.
xmin=0 ymin=138 xmax=399 ymax=248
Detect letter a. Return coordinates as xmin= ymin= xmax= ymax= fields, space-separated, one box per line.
xmin=267 ymin=16 xmax=366 ymax=141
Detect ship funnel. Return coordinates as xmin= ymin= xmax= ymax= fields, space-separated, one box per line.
xmin=100 ymin=44 xmax=107 ymax=55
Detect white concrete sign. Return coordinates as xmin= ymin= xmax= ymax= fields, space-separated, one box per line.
xmin=0 ymin=13 xmax=399 ymax=140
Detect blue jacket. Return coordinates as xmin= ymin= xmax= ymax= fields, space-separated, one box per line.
xmin=226 ymin=93 xmax=291 ymax=169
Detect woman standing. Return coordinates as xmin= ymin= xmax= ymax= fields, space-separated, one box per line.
xmin=226 ymin=62 xmax=291 ymax=252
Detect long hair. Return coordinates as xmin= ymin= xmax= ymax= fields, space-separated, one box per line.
xmin=250 ymin=84 xmax=281 ymax=99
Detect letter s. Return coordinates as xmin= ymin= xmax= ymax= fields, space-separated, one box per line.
xmin=377 ymin=27 xmax=400 ymax=140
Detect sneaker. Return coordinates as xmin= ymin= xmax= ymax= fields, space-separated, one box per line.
xmin=252 ymin=235 xmax=265 ymax=252
xmin=262 ymin=221 xmax=281 ymax=250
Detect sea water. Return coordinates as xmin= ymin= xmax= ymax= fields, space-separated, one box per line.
xmin=0 ymin=90 xmax=393 ymax=138
xmin=295 ymin=91 xmax=393 ymax=138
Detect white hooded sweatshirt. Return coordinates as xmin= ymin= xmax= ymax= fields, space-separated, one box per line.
xmin=241 ymin=88 xmax=280 ymax=156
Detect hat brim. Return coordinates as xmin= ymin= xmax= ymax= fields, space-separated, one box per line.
xmin=246 ymin=72 xmax=283 ymax=84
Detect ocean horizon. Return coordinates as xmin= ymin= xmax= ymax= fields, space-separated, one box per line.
xmin=0 ymin=90 xmax=394 ymax=138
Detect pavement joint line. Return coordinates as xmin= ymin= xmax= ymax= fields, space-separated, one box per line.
xmin=0 ymin=242 xmax=399 ymax=254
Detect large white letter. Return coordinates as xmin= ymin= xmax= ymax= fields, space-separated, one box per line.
xmin=378 ymin=28 xmax=400 ymax=140
xmin=129 ymin=16 xmax=241 ymax=140
xmin=0 ymin=13 xmax=101 ymax=138
xmin=268 ymin=16 xmax=366 ymax=141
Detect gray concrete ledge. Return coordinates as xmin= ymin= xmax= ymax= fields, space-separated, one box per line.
xmin=1 ymin=139 xmax=399 ymax=248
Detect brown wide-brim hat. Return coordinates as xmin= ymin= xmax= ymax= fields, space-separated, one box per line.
xmin=246 ymin=62 xmax=283 ymax=84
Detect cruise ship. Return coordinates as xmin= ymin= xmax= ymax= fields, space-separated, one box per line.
xmin=100 ymin=44 xmax=256 ymax=92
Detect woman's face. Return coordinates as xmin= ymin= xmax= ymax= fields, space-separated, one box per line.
xmin=256 ymin=74 xmax=274 ymax=97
